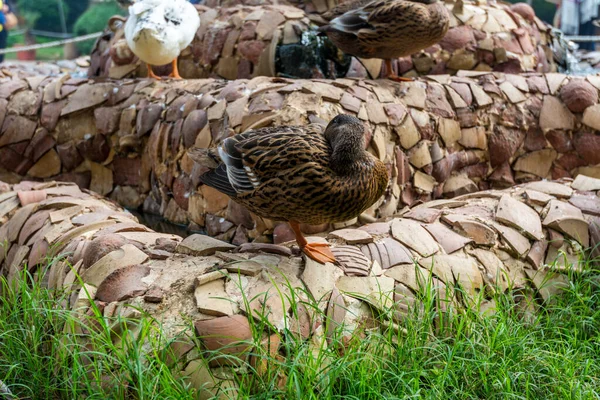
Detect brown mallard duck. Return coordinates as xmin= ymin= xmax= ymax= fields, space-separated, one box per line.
xmin=318 ymin=0 xmax=449 ymax=81
xmin=187 ymin=115 xmax=389 ymax=264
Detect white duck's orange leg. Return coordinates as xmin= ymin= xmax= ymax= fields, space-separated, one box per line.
xmin=168 ymin=58 xmax=182 ymax=79
xmin=147 ymin=64 xmax=161 ymax=80
xmin=289 ymin=221 xmax=336 ymax=264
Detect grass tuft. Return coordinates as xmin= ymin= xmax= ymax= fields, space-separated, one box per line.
xmin=1 ymin=256 xmax=599 ymax=399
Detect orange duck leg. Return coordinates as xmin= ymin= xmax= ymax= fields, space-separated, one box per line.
xmin=384 ymin=59 xmax=414 ymax=82
xmin=168 ymin=58 xmax=183 ymax=79
xmin=289 ymin=221 xmax=337 ymax=264
xmin=146 ymin=64 xmax=162 ymax=80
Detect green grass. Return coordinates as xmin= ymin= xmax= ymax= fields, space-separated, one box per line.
xmin=1 ymin=254 xmax=599 ymax=399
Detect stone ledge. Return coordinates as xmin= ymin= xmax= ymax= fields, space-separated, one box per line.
xmin=0 ymin=178 xmax=598 ymax=395
xmin=0 ymin=72 xmax=599 ymax=241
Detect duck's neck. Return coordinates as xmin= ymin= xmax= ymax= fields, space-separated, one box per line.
xmin=330 ymin=142 xmax=367 ymax=175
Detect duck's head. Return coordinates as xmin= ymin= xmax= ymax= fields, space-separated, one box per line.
xmin=325 ymin=114 xmax=370 ymax=173
xmin=325 ymin=114 xmax=365 ymax=150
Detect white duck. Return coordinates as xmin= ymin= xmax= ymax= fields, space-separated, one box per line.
xmin=124 ymin=0 xmax=201 ymax=79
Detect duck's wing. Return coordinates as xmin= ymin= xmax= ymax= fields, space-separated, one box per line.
xmin=199 ymin=125 xmax=329 ymax=198
xmin=322 ymin=0 xmax=375 ymax=21
xmin=321 ymin=0 xmax=424 ymax=37
xmin=161 ymin=0 xmax=201 ymax=50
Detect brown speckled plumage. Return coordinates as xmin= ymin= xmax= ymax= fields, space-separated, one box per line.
xmin=187 ymin=115 xmax=389 ymax=226
xmin=319 ymin=0 xmax=449 ymax=66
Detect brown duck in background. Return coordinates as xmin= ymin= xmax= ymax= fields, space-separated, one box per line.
xmin=187 ymin=115 xmax=389 ymax=264
xmin=318 ymin=0 xmax=450 ymax=81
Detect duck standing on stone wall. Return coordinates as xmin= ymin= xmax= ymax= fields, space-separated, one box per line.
xmin=122 ymin=0 xmax=200 ymax=79
xmin=317 ymin=0 xmax=450 ymax=81
xmin=187 ymin=115 xmax=389 ymax=265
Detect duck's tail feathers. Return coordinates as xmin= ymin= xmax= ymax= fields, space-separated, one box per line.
xmin=199 ymin=165 xmax=237 ymax=198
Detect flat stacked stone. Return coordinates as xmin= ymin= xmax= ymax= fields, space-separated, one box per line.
xmin=89 ymin=0 xmax=557 ymax=80
xmin=0 ymin=73 xmax=599 ymax=239
xmin=0 ymin=177 xmax=598 ymax=395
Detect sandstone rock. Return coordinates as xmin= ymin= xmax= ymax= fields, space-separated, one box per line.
xmin=177 ymin=234 xmax=236 ymax=256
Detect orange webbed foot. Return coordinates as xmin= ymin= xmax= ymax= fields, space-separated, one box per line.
xmin=147 ymin=64 xmax=161 ymax=80
xmin=387 ymin=75 xmax=414 ymax=82
xmin=168 ymin=58 xmax=183 ymax=79
xmin=302 ymin=242 xmax=337 ymax=264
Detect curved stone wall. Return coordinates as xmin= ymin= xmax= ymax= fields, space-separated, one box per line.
xmin=0 ymin=73 xmax=599 ymax=239
xmin=89 ymin=0 xmax=557 ymax=80
xmin=1 ymin=177 xmax=598 ymax=395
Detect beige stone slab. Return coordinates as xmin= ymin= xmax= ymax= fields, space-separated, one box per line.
xmin=469 ymin=83 xmax=493 ymax=107
xmin=490 ymin=221 xmax=531 ymax=256
xmin=513 ymin=149 xmax=557 ymax=178
xmin=544 ymin=243 xmax=581 ymax=272
xmin=542 ymin=200 xmax=589 ymax=246
xmin=499 ymin=81 xmax=526 ymax=103
xmin=408 ymin=141 xmax=432 ymax=168
xmin=524 ymin=190 xmax=554 ymax=206
xmin=539 ymin=96 xmax=575 ymax=131
xmin=336 ymin=276 xmax=395 ymax=310
xmin=524 ymin=181 xmax=573 ymax=198
xmin=438 ymin=117 xmax=462 ymax=146
xmin=545 ymin=73 xmax=566 ymax=95
xmin=450 ymin=256 xmax=483 ymax=297
xmin=413 ymin=171 xmax=437 ymax=193
xmin=423 ymin=222 xmax=472 ymax=254
xmin=459 ymin=127 xmax=487 ymax=150
xmin=572 ymin=174 xmax=600 ymax=192
xmin=116 ymin=232 xmax=181 ymax=244
xmin=49 ymin=205 xmax=84 ymax=223
xmin=82 ymin=244 xmax=148 ymax=287
xmin=399 ymin=81 xmax=427 ymax=109
xmin=442 ymin=214 xmax=497 ymax=245
xmin=391 ymin=219 xmax=439 ymax=257
xmin=0 ymin=195 xmax=20 ymax=220
xmin=328 ymin=228 xmax=373 ymax=244
xmin=524 ymin=268 xmax=569 ymax=303
xmin=467 ymin=248 xmax=509 ymax=292
xmin=177 ymin=234 xmax=235 ymax=256
xmin=569 ymin=193 xmax=600 ymax=217
xmin=404 ymin=207 xmax=443 ymax=223
xmin=395 ymin=114 xmax=421 ymax=149
xmin=194 ymin=279 xmax=236 ymax=317
xmin=495 ymin=194 xmax=543 ymax=240
xmin=384 ymin=264 xmax=430 ymax=292
xmin=582 ymin=104 xmax=600 ymax=131
xmin=301 ymin=258 xmax=344 ymax=305
xmin=526 ymin=240 xmax=548 ymax=270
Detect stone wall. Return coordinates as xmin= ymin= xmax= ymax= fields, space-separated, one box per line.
xmin=1 ymin=177 xmax=598 ymax=395
xmin=0 ymin=73 xmax=599 ymax=240
xmin=89 ymin=0 xmax=557 ymax=80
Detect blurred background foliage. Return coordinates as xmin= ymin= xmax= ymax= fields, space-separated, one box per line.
xmin=73 ymin=2 xmax=124 ymax=54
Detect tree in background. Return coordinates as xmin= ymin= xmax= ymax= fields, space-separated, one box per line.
xmin=74 ymin=1 xmax=124 ymax=55
xmin=65 ymin=0 xmax=90 ymax=31
xmin=14 ymin=0 xmax=80 ymax=33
